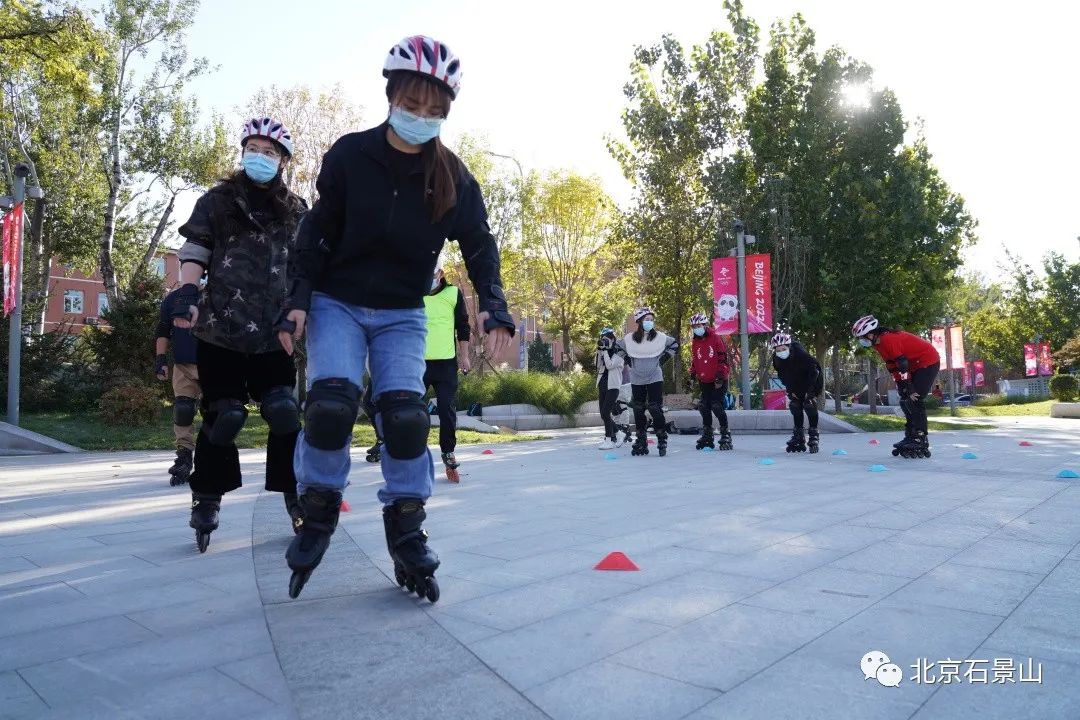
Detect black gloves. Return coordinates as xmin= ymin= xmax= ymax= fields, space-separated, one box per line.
xmin=170 ymin=283 xmax=199 ymax=321
xmin=154 ymin=354 xmax=168 ymax=377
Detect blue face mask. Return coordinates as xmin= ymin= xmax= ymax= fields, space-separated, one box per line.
xmin=642 ymin=320 xmax=655 ymax=332
xmin=858 ymin=338 xmax=872 ymax=348
xmin=692 ymin=327 xmax=705 ymax=337
xmin=242 ymin=153 xmax=279 ymax=184
xmin=389 ymin=107 xmax=444 ymax=146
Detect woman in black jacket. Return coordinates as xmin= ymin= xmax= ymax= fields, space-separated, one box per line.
xmin=770 ymin=332 xmax=824 ymax=454
xmin=172 ymin=117 xmax=307 ymax=552
xmin=276 ymin=36 xmax=515 ymax=602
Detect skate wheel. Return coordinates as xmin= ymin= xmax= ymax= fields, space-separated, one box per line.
xmin=196 ymin=530 xmax=210 ymax=554
xmin=414 ymin=577 xmax=427 ymax=598
xmin=923 ymin=450 xmax=932 ymax=458
xmin=394 ymin=564 xmax=407 ymax=587
xmin=404 ymin=577 xmax=416 ymax=593
xmin=446 ymin=468 xmax=460 ymax=483
xmin=425 ymin=576 xmax=440 ymax=603
xmin=891 ymin=449 xmax=900 ymax=457
xmin=288 ymin=570 xmax=309 ymax=599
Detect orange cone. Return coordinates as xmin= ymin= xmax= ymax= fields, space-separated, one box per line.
xmin=340 ymin=500 xmax=351 ymax=512
xmin=482 ymin=449 xmax=494 ymax=455
xmin=1019 ymin=441 xmax=1034 ymax=447
xmin=594 ymin=551 xmax=639 ymax=571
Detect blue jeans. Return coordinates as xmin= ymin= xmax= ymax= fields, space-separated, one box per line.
xmin=294 ymin=292 xmax=434 ymax=504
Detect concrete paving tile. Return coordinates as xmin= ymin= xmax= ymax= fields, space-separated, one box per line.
xmin=886 ymin=563 xmax=1043 ymax=618
xmin=0 ymin=615 xmax=155 ymax=671
xmin=741 ymin=567 xmax=909 ymax=622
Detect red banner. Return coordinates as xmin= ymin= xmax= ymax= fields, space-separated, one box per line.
xmin=1024 ymin=343 xmax=1037 ymax=377
xmin=711 ymin=254 xmax=772 ymax=335
xmin=973 ymin=360 xmax=985 ymax=387
xmin=931 ymin=326 xmax=965 ymax=368
xmin=962 ymin=363 xmax=972 ymax=388
xmin=1038 ymin=342 xmax=1053 ymax=376
xmin=2 ymin=203 xmax=22 ymax=317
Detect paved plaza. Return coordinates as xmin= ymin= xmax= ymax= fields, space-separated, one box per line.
xmin=1 ymin=418 xmax=1079 ymax=720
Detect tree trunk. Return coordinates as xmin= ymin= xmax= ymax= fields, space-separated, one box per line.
xmin=813 ymin=335 xmax=828 ymax=411
xmin=867 ymin=356 xmax=877 ymax=414
xmin=99 ymin=110 xmax=123 ymax=299
xmin=132 ymin=192 xmax=176 ymax=290
xmin=831 ymin=346 xmax=842 ymax=414
xmin=26 ymin=198 xmax=48 ymax=334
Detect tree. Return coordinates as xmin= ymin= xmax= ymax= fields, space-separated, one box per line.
xmin=1055 ymin=336 xmax=1080 ymax=372
xmin=95 ymin=0 xmax=214 ymax=299
xmin=244 ymin=83 xmax=365 ymax=206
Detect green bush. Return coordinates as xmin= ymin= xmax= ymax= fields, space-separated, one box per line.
xmin=527 ymin=337 xmax=555 ymax=373
xmin=973 ymin=393 xmax=1050 ymax=406
xmin=1049 ymin=374 xmax=1078 ymax=402
xmin=923 ymin=395 xmax=941 ymax=410
xmin=457 ymin=370 xmax=596 ymax=417
xmin=99 ymin=384 xmax=164 ymax=426
xmin=84 ymin=272 xmax=167 ymax=389
xmin=0 ymin=319 xmax=103 ymax=411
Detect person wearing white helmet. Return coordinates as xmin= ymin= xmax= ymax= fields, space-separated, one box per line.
xmin=595 ymin=328 xmax=625 ymax=449
xmin=615 ymin=308 xmax=679 ymax=457
xmin=277 ymin=35 xmax=514 ymax=603
xmin=689 ymin=311 xmax=733 ymax=451
xmin=171 ymin=116 xmax=308 ymax=553
xmin=770 ymin=332 xmax=823 ymax=454
xmin=852 ymin=315 xmax=939 ymax=459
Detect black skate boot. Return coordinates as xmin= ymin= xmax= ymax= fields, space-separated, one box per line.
xmin=896 ymin=432 xmax=931 ymax=459
xmin=283 ymin=492 xmax=304 ymax=534
xmin=441 ymin=452 xmax=460 ymax=483
xmin=286 ymin=488 xmax=343 ymax=598
xmin=785 ymin=429 xmax=807 ymax=453
xmin=169 ymin=448 xmax=193 ymax=486
xmin=631 ymin=434 xmax=649 ymax=456
xmin=891 ymin=429 xmax=914 ymax=456
xmin=717 ymin=427 xmax=734 ymax=451
xmin=189 ymin=492 xmax=221 ymax=553
xmin=696 ymin=427 xmax=715 ymax=451
xmin=657 ymin=430 xmax=669 ymax=457
xmin=384 ymin=499 xmax=440 ymax=603
xmin=365 ymin=440 xmax=382 ymax=463
xmin=807 ymin=428 xmax=820 ymax=454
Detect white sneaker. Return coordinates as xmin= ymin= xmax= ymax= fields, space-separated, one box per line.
xmin=598 ymin=439 xmax=615 ymax=450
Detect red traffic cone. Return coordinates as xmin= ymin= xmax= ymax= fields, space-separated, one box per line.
xmin=869 ymin=439 xmax=880 ymax=445
xmin=1019 ymin=441 xmax=1034 ymax=447
xmin=340 ymin=500 xmax=351 ymax=512
xmin=482 ymin=449 xmax=494 ymax=455
xmin=594 ymin=551 xmax=639 ymax=571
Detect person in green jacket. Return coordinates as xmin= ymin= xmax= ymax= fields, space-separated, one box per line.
xmin=424 ymin=263 xmax=472 ymax=482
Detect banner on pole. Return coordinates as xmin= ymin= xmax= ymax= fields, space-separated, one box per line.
xmin=962 ymin=363 xmax=972 ymax=388
xmin=973 ymin=360 xmax=985 ymax=387
xmin=931 ymin=326 xmax=965 ymax=368
xmin=2 ymin=203 xmax=23 ymax=317
xmin=1038 ymin=342 xmax=1053 ymax=376
xmin=711 ymin=254 xmax=772 ymax=335
xmin=1024 ymin=343 xmax=1037 ymax=377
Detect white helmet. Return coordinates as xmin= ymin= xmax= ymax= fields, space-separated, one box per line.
xmin=241 ymin=116 xmax=294 ymax=158
xmin=770 ymin=332 xmax=792 ymax=348
xmin=383 ymin=35 xmax=462 ymax=100
xmin=852 ymin=315 xmax=880 ymax=338
xmin=634 ymin=307 xmax=655 ymax=323
xmin=689 ymin=312 xmax=708 ymax=326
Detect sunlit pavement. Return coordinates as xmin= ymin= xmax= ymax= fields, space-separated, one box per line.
xmin=2 ymin=419 xmax=1079 ymax=720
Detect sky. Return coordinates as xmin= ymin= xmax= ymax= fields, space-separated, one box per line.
xmin=175 ymin=0 xmax=1079 ymax=278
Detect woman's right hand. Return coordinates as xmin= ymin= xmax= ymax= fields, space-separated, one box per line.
xmin=277 ymin=309 xmax=307 ymax=356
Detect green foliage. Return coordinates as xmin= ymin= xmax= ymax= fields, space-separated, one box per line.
xmin=84 ymin=271 xmax=166 ymax=387
xmin=99 ymin=383 xmax=162 ymax=426
xmin=1049 ymin=374 xmax=1078 ymax=402
xmin=1055 ymin=336 xmax=1080 ymax=372
xmin=457 ymin=371 xmax=596 ymax=417
xmin=837 ymin=413 xmax=993 ymax=432
xmin=527 ymin=337 xmax=556 ymax=373
xmin=0 ymin=319 xmax=102 ymax=411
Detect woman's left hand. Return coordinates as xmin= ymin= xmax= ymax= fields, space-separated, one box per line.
xmin=478 ymin=311 xmax=513 ymax=358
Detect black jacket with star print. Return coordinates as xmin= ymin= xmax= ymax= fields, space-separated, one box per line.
xmin=176 ymin=174 xmax=307 ymax=354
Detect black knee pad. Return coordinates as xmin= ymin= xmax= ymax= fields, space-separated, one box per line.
xmin=377 ymin=390 xmax=430 ymax=460
xmin=789 ymin=395 xmax=805 ymax=413
xmin=207 ymin=399 xmax=248 ymax=445
xmin=173 ymin=396 xmax=197 ymax=427
xmin=260 ymin=386 xmax=300 ymax=435
xmin=647 ymin=401 xmax=664 ymax=416
xmin=304 ymin=378 xmax=360 ymax=451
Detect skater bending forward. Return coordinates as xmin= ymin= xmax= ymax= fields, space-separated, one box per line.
xmin=689 ymin=312 xmax=732 ymax=451
xmin=277 ymin=35 xmax=515 ymax=601
xmin=852 ymin=315 xmax=939 ymax=458
xmin=770 ymin=333 xmax=823 ymax=454
xmin=617 ymin=308 xmax=678 ymax=457
xmin=172 ymin=115 xmax=308 ymax=552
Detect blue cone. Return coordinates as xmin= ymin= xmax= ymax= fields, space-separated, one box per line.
xmin=962 ymin=452 xmax=978 ymax=460
xmin=759 ymin=458 xmax=776 ymax=466
xmin=604 ymin=452 xmax=618 ymax=461
xmin=1057 ymin=469 xmax=1079 ymax=479
xmin=701 ymin=446 xmax=715 ymax=453
xmin=869 ymin=464 xmax=888 ymax=473
xmin=832 ymin=449 xmax=848 ymax=456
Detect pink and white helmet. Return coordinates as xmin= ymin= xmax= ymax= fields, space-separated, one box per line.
xmin=634 ymin=307 xmax=655 ymax=323
xmin=241 ymin=116 xmax=294 ymax=158
xmin=770 ymin=332 xmax=792 ymax=348
xmin=383 ymin=35 xmax=462 ymax=100
xmin=852 ymin=315 xmax=880 ymax=338
xmin=689 ymin=312 xmax=708 ymax=326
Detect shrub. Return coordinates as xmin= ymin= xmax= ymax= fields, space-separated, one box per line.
xmin=973 ymin=393 xmax=1050 ymax=407
xmin=923 ymin=395 xmax=941 ymax=410
xmin=457 ymin=370 xmax=596 ymax=417
xmin=527 ymin=337 xmax=555 ymax=373
xmin=0 ymin=319 xmax=103 ymax=411
xmin=84 ymin=272 xmax=167 ymax=389
xmin=1049 ymin=374 xmax=1078 ymax=402
xmin=100 ymin=383 xmax=163 ymax=426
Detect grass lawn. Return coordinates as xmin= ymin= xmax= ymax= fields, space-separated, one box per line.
xmin=837 ymin=413 xmax=994 ymax=432
xmin=20 ymin=411 xmax=547 ymax=452
xmin=927 ymin=400 xmax=1055 ymax=417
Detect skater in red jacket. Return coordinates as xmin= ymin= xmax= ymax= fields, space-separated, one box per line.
xmin=689 ymin=312 xmax=733 ymax=451
xmin=852 ymin=315 xmax=940 ymax=458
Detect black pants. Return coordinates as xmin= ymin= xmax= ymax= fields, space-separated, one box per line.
xmin=598 ymin=375 xmax=620 ymax=440
xmin=424 ymin=359 xmax=458 ymax=454
xmin=788 ymin=393 xmax=819 ymax=430
xmin=901 ymin=363 xmax=940 ymax=435
xmin=698 ymin=379 xmax=729 ymax=430
xmin=190 ymin=339 xmax=298 ymax=495
xmin=631 ymin=382 xmax=666 ymax=437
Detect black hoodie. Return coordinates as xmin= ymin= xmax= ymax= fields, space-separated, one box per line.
xmin=772 ymin=341 xmax=823 ymax=395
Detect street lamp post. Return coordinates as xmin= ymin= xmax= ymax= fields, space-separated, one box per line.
xmin=5 ymin=163 xmax=33 ymax=426
xmin=733 ymin=220 xmax=752 ymax=410
xmin=484 ymin=150 xmax=529 ymax=371
xmin=943 ymin=317 xmax=957 ymax=417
